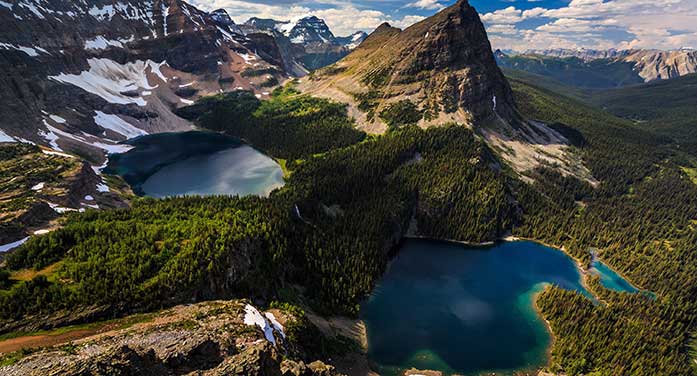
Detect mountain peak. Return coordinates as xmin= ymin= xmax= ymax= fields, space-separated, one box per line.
xmin=300 ymin=15 xmax=322 ymax=22
xmin=210 ymin=8 xmax=235 ymax=28
xmin=300 ymin=0 xmax=517 ymax=132
xmin=287 ymin=15 xmax=336 ymax=44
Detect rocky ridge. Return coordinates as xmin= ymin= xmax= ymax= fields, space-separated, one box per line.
xmin=0 ymin=143 xmax=127 ymax=246
xmin=521 ymin=48 xmax=697 ymax=83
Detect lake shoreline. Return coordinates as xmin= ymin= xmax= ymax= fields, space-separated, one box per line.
xmin=591 ymin=254 xmax=645 ymax=293
xmin=106 ymin=131 xmax=284 ymax=199
xmin=533 ymin=285 xmax=556 ymax=374
xmin=402 ymin=235 xmax=496 ymax=248
xmin=362 ymin=237 xmax=590 ymax=376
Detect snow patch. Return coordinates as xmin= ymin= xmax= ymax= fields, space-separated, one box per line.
xmin=0 ymin=42 xmax=48 ymax=57
xmin=180 ymin=98 xmax=194 ymax=105
xmin=43 ymin=121 xmax=134 ymax=154
xmin=42 ymin=149 xmax=74 ymax=158
xmin=31 ymin=182 xmax=45 ymax=191
xmin=96 ymin=182 xmax=110 ymax=193
xmin=84 ymin=195 xmax=94 ymax=201
xmin=0 ymin=128 xmax=14 ymax=143
xmin=162 ymin=4 xmax=170 ymax=36
xmin=94 ymin=111 xmax=148 ymax=139
xmin=88 ymin=2 xmax=155 ymax=24
xmin=239 ymin=53 xmax=257 ymax=64
xmin=39 ymin=124 xmax=62 ymax=151
xmin=84 ymin=36 xmax=132 ymax=50
xmin=0 ymin=237 xmax=30 ymax=253
xmin=33 ymin=229 xmax=52 ymax=235
xmin=49 ymin=115 xmax=66 ymax=124
xmin=243 ymin=304 xmax=284 ymax=345
xmin=48 ymin=202 xmax=77 ymax=214
xmin=49 ymin=58 xmax=168 ymax=106
xmin=0 ymin=1 xmax=12 ymax=10
xmin=18 ymin=1 xmax=45 ymax=19
xmin=264 ymin=312 xmax=286 ymax=339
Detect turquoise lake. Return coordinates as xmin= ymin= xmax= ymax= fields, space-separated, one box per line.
xmin=105 ymin=132 xmax=284 ymax=198
xmin=361 ymin=239 xmax=594 ymax=376
xmin=590 ymin=260 xmax=639 ymax=293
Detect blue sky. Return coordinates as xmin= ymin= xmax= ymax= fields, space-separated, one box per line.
xmin=189 ymin=0 xmax=697 ymax=50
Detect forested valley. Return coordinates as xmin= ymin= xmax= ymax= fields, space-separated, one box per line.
xmin=1 ymin=80 xmax=697 ymax=374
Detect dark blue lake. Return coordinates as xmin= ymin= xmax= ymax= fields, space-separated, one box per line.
xmin=105 ymin=131 xmax=284 ymax=198
xmin=361 ymin=239 xmax=594 ymax=375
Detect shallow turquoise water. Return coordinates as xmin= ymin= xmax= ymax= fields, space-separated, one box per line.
xmin=590 ymin=261 xmax=639 ymax=293
xmin=361 ymin=239 xmax=593 ymax=376
xmin=105 ymin=131 xmax=284 ymax=198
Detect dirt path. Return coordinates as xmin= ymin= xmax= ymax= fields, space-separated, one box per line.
xmin=0 ymin=312 xmax=158 ymax=355
xmin=0 ymin=329 xmax=98 ymax=354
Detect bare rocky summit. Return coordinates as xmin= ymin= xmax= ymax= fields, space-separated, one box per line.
xmin=301 ymin=0 xmax=518 ymax=133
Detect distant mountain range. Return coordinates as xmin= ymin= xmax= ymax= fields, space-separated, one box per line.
xmin=242 ymin=16 xmax=367 ymax=74
xmin=497 ymin=48 xmax=697 ymax=88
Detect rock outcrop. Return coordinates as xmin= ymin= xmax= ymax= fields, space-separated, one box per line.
xmin=0 ymin=143 xmax=126 ymax=245
xmin=299 ymin=0 xmax=595 ymax=183
xmin=0 ymin=300 xmax=344 ymax=376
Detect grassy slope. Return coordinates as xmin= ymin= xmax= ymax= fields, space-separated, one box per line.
xmin=503 ymin=67 xmax=697 ymax=155
xmin=0 ymin=144 xmax=82 ymax=242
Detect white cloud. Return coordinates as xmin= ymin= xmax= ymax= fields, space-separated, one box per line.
xmin=481 ymin=0 xmax=697 ymax=50
xmin=405 ymin=0 xmax=444 ymax=11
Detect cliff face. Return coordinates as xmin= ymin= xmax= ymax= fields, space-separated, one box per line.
xmin=623 ymin=50 xmax=697 ymax=82
xmin=0 ymin=0 xmax=287 ymax=162
xmin=300 ymin=0 xmax=518 ymax=133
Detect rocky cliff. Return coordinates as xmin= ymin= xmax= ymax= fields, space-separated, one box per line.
xmin=0 ymin=0 xmax=287 ymax=163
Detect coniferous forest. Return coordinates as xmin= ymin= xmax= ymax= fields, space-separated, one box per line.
xmin=1 ymin=81 xmax=697 ymax=375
